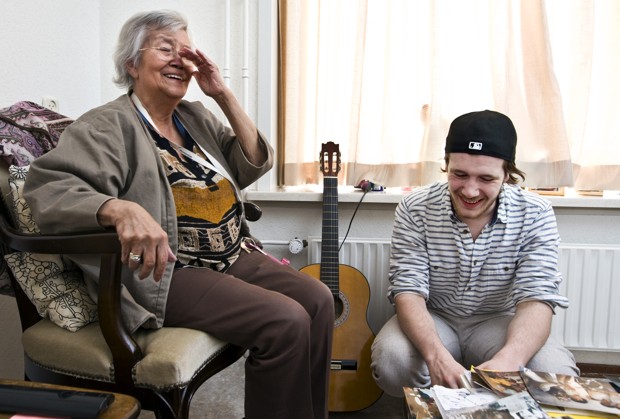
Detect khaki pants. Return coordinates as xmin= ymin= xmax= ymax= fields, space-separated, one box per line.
xmin=371 ymin=311 xmax=579 ymax=396
xmin=164 ymin=250 xmax=334 ymax=419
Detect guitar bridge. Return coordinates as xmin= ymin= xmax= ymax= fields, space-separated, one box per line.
xmin=331 ymin=360 xmax=357 ymax=370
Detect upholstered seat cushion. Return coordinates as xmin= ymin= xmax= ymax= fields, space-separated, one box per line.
xmin=22 ymin=320 xmax=233 ymax=391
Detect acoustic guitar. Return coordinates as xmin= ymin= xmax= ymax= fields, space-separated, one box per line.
xmin=300 ymin=142 xmax=383 ymax=412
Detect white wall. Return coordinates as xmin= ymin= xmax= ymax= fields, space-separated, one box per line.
xmin=1 ymin=0 xmax=258 ymax=122
xmin=2 ymin=1 xmax=101 ymax=118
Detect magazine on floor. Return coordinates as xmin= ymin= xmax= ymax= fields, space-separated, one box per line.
xmin=520 ymin=368 xmax=620 ymax=417
xmin=403 ymin=386 xmax=442 ymax=419
xmin=473 ymin=368 xmax=528 ymax=396
xmin=430 ymin=385 xmax=499 ymax=418
xmin=446 ymin=391 xmax=551 ymax=419
xmin=404 ymin=368 xmax=620 ymax=419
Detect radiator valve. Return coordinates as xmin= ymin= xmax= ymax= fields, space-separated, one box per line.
xmin=288 ymin=238 xmax=308 ymax=254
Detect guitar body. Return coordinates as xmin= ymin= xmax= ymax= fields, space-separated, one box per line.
xmin=301 ymin=142 xmax=383 ymax=412
xmin=300 ymin=263 xmax=383 ymax=412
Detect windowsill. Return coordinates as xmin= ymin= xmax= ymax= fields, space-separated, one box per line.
xmin=248 ymin=190 xmax=403 ymax=204
xmin=247 ymin=187 xmax=620 ymax=208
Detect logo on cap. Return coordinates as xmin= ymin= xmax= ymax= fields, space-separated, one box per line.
xmin=468 ymin=141 xmax=483 ymax=151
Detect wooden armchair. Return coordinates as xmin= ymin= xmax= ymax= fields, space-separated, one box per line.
xmin=0 ymin=183 xmax=246 ymax=418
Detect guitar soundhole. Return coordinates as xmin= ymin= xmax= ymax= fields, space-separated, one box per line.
xmin=334 ymin=291 xmax=350 ymax=327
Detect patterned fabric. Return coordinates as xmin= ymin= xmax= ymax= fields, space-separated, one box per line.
xmin=173 ymin=171 xmax=242 ymax=271
xmin=4 ymin=252 xmax=97 ymax=332
xmin=148 ymin=116 xmax=242 ymax=272
xmin=0 ymin=101 xmax=73 ymax=296
xmin=0 ymin=101 xmax=73 ymax=167
xmin=2 ymin=165 xmax=97 ymax=331
xmin=6 ymin=165 xmax=36 ymax=232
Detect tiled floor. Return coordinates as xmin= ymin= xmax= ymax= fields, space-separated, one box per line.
xmin=137 ymin=357 xmax=405 ymax=418
xmin=329 ymin=393 xmax=403 ymax=418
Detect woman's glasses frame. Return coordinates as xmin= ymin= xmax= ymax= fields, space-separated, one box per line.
xmin=139 ymin=46 xmax=179 ymax=59
xmin=139 ymin=45 xmax=193 ymax=67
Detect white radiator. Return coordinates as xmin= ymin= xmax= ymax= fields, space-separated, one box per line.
xmin=553 ymin=244 xmax=620 ymax=353
xmin=307 ymin=238 xmax=620 ymax=354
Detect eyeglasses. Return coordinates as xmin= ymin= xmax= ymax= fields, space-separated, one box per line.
xmin=139 ymin=45 xmax=180 ymax=58
xmin=139 ymin=46 xmax=193 ymax=67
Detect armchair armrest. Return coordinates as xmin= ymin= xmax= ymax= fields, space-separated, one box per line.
xmin=243 ymin=201 xmax=262 ymax=222
xmin=0 ymin=213 xmax=142 ymax=386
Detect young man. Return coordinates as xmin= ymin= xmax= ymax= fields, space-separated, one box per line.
xmin=371 ymin=110 xmax=578 ymax=396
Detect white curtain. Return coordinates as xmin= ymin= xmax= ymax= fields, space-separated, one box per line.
xmin=279 ymin=0 xmax=619 ymax=190
xmin=546 ymin=0 xmax=620 ymax=190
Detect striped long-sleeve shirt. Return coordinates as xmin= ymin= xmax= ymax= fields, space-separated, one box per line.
xmin=388 ymin=182 xmax=569 ymax=317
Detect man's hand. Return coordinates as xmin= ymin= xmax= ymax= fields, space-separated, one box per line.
xmin=395 ymin=293 xmax=466 ymax=388
xmin=426 ymin=352 xmax=469 ymax=388
xmin=476 ymin=355 xmax=521 ymax=372
xmin=477 ymin=301 xmax=553 ymax=372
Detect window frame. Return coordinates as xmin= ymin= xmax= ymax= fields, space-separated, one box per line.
xmin=255 ymin=0 xmax=278 ymax=192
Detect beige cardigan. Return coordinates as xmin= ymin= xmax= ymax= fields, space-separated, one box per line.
xmin=24 ymin=94 xmax=274 ymax=332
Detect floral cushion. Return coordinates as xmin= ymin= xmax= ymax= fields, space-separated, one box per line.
xmin=3 ymin=164 xmax=97 ymax=331
xmin=0 ymin=101 xmax=73 ymax=296
xmin=0 ymin=162 xmax=15 ymax=296
xmin=0 ymin=101 xmax=73 ymax=167
xmin=4 ymin=252 xmax=97 ymax=332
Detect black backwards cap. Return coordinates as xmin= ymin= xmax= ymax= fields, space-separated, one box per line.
xmin=445 ymin=110 xmax=517 ymax=163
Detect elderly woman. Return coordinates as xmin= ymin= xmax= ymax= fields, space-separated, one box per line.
xmin=24 ymin=10 xmax=334 ymax=419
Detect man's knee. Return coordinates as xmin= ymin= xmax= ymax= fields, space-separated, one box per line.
xmin=371 ymin=352 xmax=429 ymax=395
xmin=527 ymin=339 xmax=579 ymax=376
xmin=371 ymin=330 xmax=429 ymax=395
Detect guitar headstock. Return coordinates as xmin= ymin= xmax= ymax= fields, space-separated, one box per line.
xmin=320 ymin=142 xmax=341 ymax=177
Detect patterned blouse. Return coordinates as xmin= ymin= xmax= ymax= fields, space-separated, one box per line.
xmin=146 ymin=114 xmax=242 ymax=272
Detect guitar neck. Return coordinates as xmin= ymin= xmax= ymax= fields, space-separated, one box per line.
xmin=321 ymin=175 xmax=339 ymax=295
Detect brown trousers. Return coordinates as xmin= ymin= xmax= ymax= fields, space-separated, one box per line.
xmin=164 ymin=250 xmax=334 ymax=419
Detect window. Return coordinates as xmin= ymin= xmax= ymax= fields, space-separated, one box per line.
xmin=277 ymin=0 xmax=620 ymax=191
